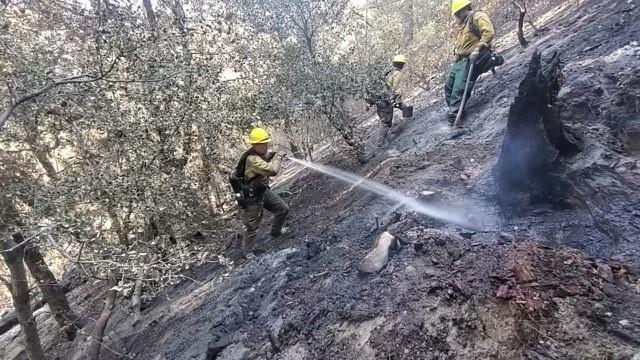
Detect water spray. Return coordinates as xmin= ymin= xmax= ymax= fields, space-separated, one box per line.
xmin=287 ymin=157 xmax=487 ymax=230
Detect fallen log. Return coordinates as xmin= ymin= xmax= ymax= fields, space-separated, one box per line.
xmin=130 ymin=279 xmax=143 ymax=327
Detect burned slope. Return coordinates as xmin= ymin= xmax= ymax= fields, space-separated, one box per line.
xmin=2 ymin=0 xmax=640 ymax=359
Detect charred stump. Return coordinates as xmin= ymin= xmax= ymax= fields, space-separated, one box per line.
xmin=495 ymin=51 xmax=582 ymax=207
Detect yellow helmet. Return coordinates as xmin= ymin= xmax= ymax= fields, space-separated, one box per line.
xmin=451 ymin=0 xmax=471 ymax=14
xmin=392 ymin=54 xmax=407 ymax=63
xmin=247 ymin=127 xmax=272 ymax=144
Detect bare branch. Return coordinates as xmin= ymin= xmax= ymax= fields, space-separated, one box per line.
xmin=0 ymin=224 xmax=61 ymax=253
xmin=102 ymin=71 xmax=183 ymax=83
xmin=0 ymin=52 xmax=119 ymax=130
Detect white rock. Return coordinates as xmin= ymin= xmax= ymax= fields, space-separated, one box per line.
xmin=358 ymin=232 xmax=397 ymax=274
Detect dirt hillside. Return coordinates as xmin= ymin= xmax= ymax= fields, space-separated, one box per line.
xmin=1 ymin=0 xmax=639 ymax=358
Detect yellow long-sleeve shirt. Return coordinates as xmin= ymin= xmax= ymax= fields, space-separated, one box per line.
xmin=245 ymin=154 xmax=282 ymax=187
xmin=455 ymin=11 xmax=495 ymax=56
xmin=385 ymin=68 xmax=403 ymax=97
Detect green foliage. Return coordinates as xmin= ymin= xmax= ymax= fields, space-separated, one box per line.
xmin=1 ymin=0 xmax=538 ymax=295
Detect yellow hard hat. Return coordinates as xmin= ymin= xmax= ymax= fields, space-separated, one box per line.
xmin=247 ymin=127 xmax=272 ymax=144
xmin=451 ymin=0 xmax=471 ymax=14
xmin=392 ymin=54 xmax=407 ymax=63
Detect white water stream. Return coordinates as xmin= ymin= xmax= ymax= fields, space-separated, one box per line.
xmin=288 ymin=157 xmax=488 ymax=230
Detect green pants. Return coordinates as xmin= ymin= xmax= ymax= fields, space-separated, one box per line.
xmin=444 ymin=57 xmax=475 ymax=116
xmin=376 ymin=101 xmax=394 ymax=127
xmin=242 ymin=189 xmax=289 ymax=251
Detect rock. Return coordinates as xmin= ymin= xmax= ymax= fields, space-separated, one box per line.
xmin=417 ymin=191 xmax=439 ymax=203
xmin=422 ymin=229 xmax=463 ymax=247
xmin=496 ymin=284 xmax=511 ymax=299
xmin=358 ymin=232 xmax=398 ymax=274
xmin=590 ymin=286 xmax=604 ymax=297
xmin=217 ymin=343 xmax=249 ymax=360
xmin=448 ymin=128 xmax=468 ymax=139
xmin=281 ymin=344 xmax=309 ymax=360
xmin=427 ymin=281 xmax=441 ymax=294
xmin=633 ymin=351 xmax=640 ymax=360
xmin=499 ymin=232 xmax=514 ymax=244
xmin=460 ymin=231 xmax=476 ymax=239
xmin=619 ymin=319 xmax=630 ymax=327
xmin=597 ymin=264 xmax=615 ymax=283
xmin=423 ymin=267 xmax=437 ymax=277
xmin=602 ymin=284 xmax=617 ymax=297
xmin=268 ymin=330 xmax=281 ymax=353
xmin=206 ymin=335 xmax=234 ymax=360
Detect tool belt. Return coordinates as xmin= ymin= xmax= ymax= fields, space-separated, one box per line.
xmin=235 ymin=182 xmax=268 ymax=209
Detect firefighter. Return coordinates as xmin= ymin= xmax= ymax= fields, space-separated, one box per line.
xmin=445 ymin=0 xmax=495 ymax=124
xmin=376 ymin=54 xmax=410 ymax=127
xmin=231 ymin=128 xmax=289 ymax=255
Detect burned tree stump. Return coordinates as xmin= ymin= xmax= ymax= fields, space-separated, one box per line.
xmin=495 ymin=51 xmax=582 ymax=206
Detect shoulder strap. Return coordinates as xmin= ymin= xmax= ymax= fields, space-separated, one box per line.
xmin=466 ymin=11 xmax=481 ymax=39
xmin=234 ymin=149 xmax=255 ymax=179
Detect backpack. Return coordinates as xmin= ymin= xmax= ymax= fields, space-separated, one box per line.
xmin=229 ymin=150 xmax=267 ymax=207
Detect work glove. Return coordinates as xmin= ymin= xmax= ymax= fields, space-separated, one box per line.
xmin=472 ymin=45 xmax=489 ymax=61
xmin=471 ymin=47 xmax=481 ymax=60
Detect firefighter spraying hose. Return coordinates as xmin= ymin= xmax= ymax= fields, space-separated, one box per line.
xmin=229 ymin=128 xmax=290 ymax=257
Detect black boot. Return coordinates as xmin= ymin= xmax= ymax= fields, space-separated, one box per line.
xmin=448 ymin=111 xmax=457 ymax=125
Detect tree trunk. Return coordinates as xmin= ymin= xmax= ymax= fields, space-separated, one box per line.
xmin=105 ymin=204 xmax=129 ymax=245
xmin=1 ymin=234 xmax=46 ymax=360
xmin=401 ymin=0 xmax=415 ymax=47
xmin=143 ymin=0 xmax=157 ymax=30
xmin=23 ymin=242 xmax=85 ymax=340
xmin=513 ymin=1 xmax=528 ymax=47
xmin=169 ymin=0 xmax=187 ymax=33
